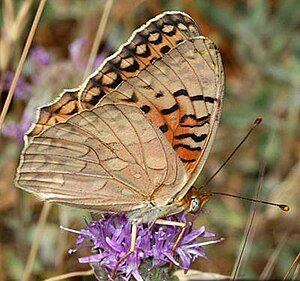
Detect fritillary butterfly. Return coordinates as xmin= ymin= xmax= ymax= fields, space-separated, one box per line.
xmin=16 ymin=11 xmax=224 ymax=229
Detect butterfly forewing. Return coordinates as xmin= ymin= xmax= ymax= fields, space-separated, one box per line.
xmin=16 ymin=104 xmax=187 ymax=213
xmin=99 ymin=36 xmax=224 ymax=183
xmin=28 ymin=12 xmax=200 ymax=138
xmin=79 ymin=11 xmax=201 ymax=109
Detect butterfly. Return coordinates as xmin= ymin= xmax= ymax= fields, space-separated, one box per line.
xmin=15 ymin=11 xmax=224 ymax=272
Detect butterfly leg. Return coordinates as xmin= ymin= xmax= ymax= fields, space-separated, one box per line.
xmin=156 ymin=219 xmax=187 ymax=268
xmin=111 ymin=223 xmax=137 ymax=279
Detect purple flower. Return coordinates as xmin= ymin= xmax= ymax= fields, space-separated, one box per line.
xmin=3 ymin=71 xmax=31 ymax=100
xmin=2 ymin=110 xmax=34 ymax=144
xmin=29 ymin=46 xmax=52 ymax=68
xmin=62 ymin=213 xmax=223 ymax=280
xmin=69 ymin=37 xmax=105 ymax=71
xmin=69 ymin=37 xmax=88 ymax=67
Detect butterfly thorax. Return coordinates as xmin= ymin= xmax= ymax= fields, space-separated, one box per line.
xmin=127 ymin=187 xmax=210 ymax=224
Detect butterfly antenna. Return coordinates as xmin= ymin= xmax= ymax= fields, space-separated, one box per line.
xmin=208 ymin=191 xmax=289 ymax=211
xmin=202 ymin=116 xmax=290 ymax=212
xmin=204 ymin=117 xmax=262 ymax=187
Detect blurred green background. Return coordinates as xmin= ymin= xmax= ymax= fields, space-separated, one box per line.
xmin=0 ymin=0 xmax=299 ymax=280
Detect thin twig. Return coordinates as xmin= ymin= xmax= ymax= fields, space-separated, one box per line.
xmin=0 ymin=0 xmax=47 ymax=129
xmin=22 ymin=203 xmax=52 ymax=281
xmin=82 ymin=0 xmax=114 ymax=81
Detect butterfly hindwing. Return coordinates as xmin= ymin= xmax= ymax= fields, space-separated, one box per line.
xmin=27 ymin=89 xmax=80 ymax=139
xmin=16 ymin=104 xmax=187 ymax=213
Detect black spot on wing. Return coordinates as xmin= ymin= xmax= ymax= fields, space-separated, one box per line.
xmin=174 ymin=133 xmax=207 ymax=143
xmin=142 ymin=84 xmax=153 ymax=90
xmin=191 ymin=95 xmax=204 ymax=101
xmin=161 ymin=23 xmax=176 ymax=36
xmin=160 ymin=45 xmax=171 ymax=54
xmin=173 ymin=89 xmax=188 ymax=97
xmin=180 ymin=158 xmax=196 ymax=163
xmin=179 ymin=114 xmax=210 ymax=124
xmin=204 ymin=96 xmax=217 ymax=103
xmin=141 ymin=105 xmax=151 ymax=114
xmin=155 ymin=91 xmax=164 ymax=98
xmin=102 ymin=73 xmax=123 ymax=89
xmin=161 ymin=104 xmax=179 ymax=115
xmin=159 ymin=124 xmax=168 ymax=133
xmin=180 ymin=120 xmax=209 ymax=128
xmin=173 ymin=143 xmax=201 ymax=151
xmin=135 ymin=43 xmax=151 ymax=58
xmin=120 ymin=58 xmax=140 ymax=72
xmin=190 ymin=95 xmax=216 ymax=103
xmin=147 ymin=31 xmax=163 ymax=45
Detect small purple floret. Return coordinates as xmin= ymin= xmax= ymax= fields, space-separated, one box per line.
xmin=29 ymin=46 xmax=52 ymax=67
xmin=3 ymin=71 xmax=31 ymax=100
xmin=69 ymin=37 xmax=105 ymax=70
xmin=2 ymin=110 xmax=34 ymax=144
xmin=62 ymin=213 xmax=223 ymax=280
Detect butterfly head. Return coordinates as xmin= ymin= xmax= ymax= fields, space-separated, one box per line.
xmin=184 ymin=187 xmax=211 ymax=214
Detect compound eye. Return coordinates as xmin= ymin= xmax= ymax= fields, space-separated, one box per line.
xmin=190 ymin=198 xmax=200 ymax=213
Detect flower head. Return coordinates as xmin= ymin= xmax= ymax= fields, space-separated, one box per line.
xmin=2 ymin=110 xmax=34 ymax=144
xmin=62 ymin=213 xmax=223 ymax=280
xmin=69 ymin=37 xmax=88 ymax=67
xmin=29 ymin=46 xmax=52 ymax=68
xmin=3 ymin=71 xmax=31 ymax=100
xmin=69 ymin=37 xmax=106 ymax=71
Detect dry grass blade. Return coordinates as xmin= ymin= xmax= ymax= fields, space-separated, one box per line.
xmin=43 ymin=269 xmax=94 ymax=281
xmin=283 ymin=252 xmax=300 ymax=281
xmin=292 ymin=263 xmax=300 ymax=281
xmin=3 ymin=0 xmax=15 ymax=31
xmin=82 ymin=0 xmax=114 ymax=81
xmin=175 ymin=269 xmax=230 ymax=280
xmin=0 ymin=0 xmax=46 ymax=129
xmin=11 ymin=0 xmax=34 ymax=41
xmin=1 ymin=0 xmax=34 ymax=71
xmin=22 ymin=203 xmax=52 ymax=281
xmin=231 ymin=162 xmax=266 ymax=280
xmin=259 ymin=230 xmax=289 ymax=279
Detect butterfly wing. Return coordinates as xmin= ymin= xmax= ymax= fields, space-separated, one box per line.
xmin=16 ymin=103 xmax=187 ymax=213
xmin=27 ymin=88 xmax=80 ymax=138
xmin=80 ymin=11 xmax=201 ymax=108
xmin=99 ymin=36 xmax=224 ymax=200
xmin=28 ymin=12 xmax=200 ymax=138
